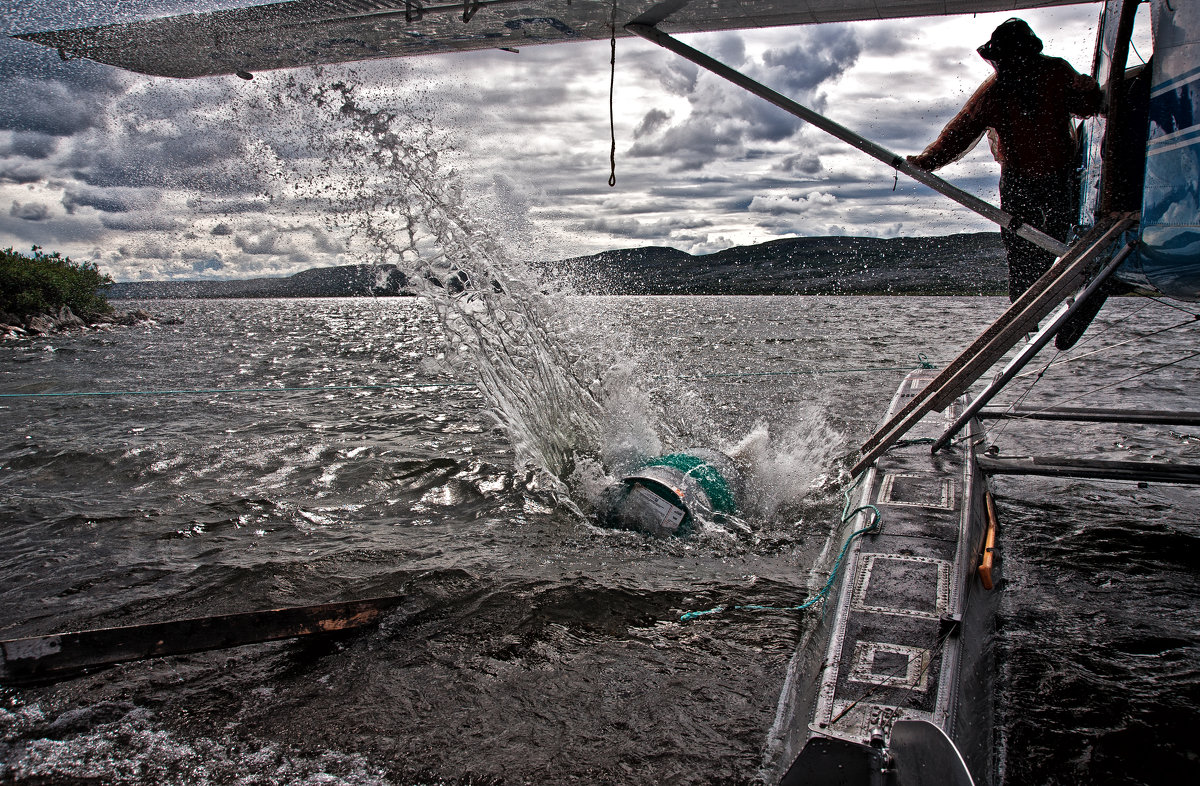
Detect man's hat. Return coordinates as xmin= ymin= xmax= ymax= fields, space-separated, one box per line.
xmin=977 ymin=18 xmax=1043 ymax=61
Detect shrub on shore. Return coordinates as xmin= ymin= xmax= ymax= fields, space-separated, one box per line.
xmin=0 ymin=245 xmax=113 ymax=322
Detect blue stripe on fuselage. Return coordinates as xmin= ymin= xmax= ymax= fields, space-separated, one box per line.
xmin=1148 ymin=71 xmax=1199 ymax=142
xmin=1151 ymin=63 xmax=1200 ymax=97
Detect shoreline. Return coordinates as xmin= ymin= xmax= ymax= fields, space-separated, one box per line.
xmin=0 ymin=305 xmax=152 ymax=340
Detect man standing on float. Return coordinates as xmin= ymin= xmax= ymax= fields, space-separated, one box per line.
xmin=907 ymin=18 xmax=1103 ymax=302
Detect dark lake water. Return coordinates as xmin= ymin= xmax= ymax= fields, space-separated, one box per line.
xmin=1 ymin=295 xmax=1197 ymax=785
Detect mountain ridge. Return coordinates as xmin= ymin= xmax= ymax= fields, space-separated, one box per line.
xmin=107 ymin=232 xmax=1007 ymax=299
xmin=549 ymin=232 xmax=1007 ymax=296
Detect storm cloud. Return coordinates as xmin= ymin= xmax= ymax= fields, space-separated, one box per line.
xmin=628 ymin=25 xmax=866 ymax=169
xmin=760 ymin=26 xmax=862 ymax=95
xmin=62 ymin=186 xmax=146 ymax=214
xmin=9 ymin=200 xmax=50 ymax=221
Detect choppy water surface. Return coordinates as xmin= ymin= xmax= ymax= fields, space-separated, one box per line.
xmin=1 ymin=295 xmax=1197 ymax=785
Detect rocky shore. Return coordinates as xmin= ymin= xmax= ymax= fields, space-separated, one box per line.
xmin=0 ymin=305 xmax=152 ymax=339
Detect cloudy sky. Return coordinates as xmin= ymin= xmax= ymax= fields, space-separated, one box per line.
xmin=0 ymin=1 xmax=1118 ymax=282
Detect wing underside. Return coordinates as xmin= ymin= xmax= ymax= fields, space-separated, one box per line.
xmin=17 ymin=0 xmax=1089 ymax=78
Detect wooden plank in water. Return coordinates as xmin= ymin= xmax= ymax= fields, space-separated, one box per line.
xmin=977 ymin=456 xmax=1200 ymax=484
xmin=0 ymin=596 xmax=403 ymax=683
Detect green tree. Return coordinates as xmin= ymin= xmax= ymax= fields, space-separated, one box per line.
xmin=0 ymin=246 xmax=113 ymax=322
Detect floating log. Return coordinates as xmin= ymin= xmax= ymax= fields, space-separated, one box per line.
xmin=977 ymin=455 xmax=1200 ymax=485
xmin=0 ymin=596 xmax=403 ymax=684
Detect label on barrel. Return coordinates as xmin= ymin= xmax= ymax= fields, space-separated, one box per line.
xmin=630 ymin=483 xmax=686 ymax=531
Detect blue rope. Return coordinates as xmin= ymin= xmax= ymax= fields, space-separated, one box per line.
xmin=678 ymin=354 xmax=934 ymax=622
xmin=680 ymin=472 xmax=881 ymax=621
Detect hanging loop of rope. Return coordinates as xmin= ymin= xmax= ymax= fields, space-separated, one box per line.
xmin=608 ymin=2 xmax=617 ymax=187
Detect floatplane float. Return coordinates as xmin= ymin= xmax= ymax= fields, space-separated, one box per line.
xmin=4 ymin=1 xmax=1199 ymax=784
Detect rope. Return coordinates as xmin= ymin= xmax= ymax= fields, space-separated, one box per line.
xmin=984 ymin=347 xmax=1062 ymax=448
xmin=980 ymin=303 xmax=1199 ymax=447
xmin=1013 ymin=315 xmax=1198 ymax=380
xmin=679 ymin=472 xmax=880 ymax=621
xmin=1008 ymin=349 xmax=1200 ymax=416
xmin=1137 ymin=293 xmax=1200 ymax=318
xmin=1049 ymin=298 xmax=1154 ymax=355
xmin=607 ymin=1 xmax=617 ymax=188
xmin=1130 ymin=38 xmax=1146 ymax=65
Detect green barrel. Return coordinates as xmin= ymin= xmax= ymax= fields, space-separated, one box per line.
xmin=597 ymin=448 xmax=744 ymax=537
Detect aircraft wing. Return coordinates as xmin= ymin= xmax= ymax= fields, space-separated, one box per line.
xmin=16 ymin=0 xmax=1090 ymax=79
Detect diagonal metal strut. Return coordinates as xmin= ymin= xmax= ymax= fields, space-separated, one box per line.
xmin=928 ymin=241 xmax=1136 ymax=453
xmin=624 ymin=23 xmax=1070 ymax=256
xmin=852 ymin=214 xmax=1136 ymax=475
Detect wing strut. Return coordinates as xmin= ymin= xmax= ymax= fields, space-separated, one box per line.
xmin=624 ymin=23 xmax=1069 ymax=257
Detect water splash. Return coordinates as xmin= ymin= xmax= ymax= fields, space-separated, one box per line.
xmin=245 ymin=70 xmax=659 ymax=502
xmin=78 ymin=62 xmax=677 ymax=512
xmin=91 ymin=66 xmax=843 ymax=521
xmin=723 ymin=408 xmax=846 ymax=518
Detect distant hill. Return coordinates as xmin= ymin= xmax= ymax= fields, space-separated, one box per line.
xmin=108 ymin=263 xmax=412 ymax=299
xmin=548 ymin=232 xmax=1007 ymax=296
xmin=108 ymin=233 xmax=1008 ymax=299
